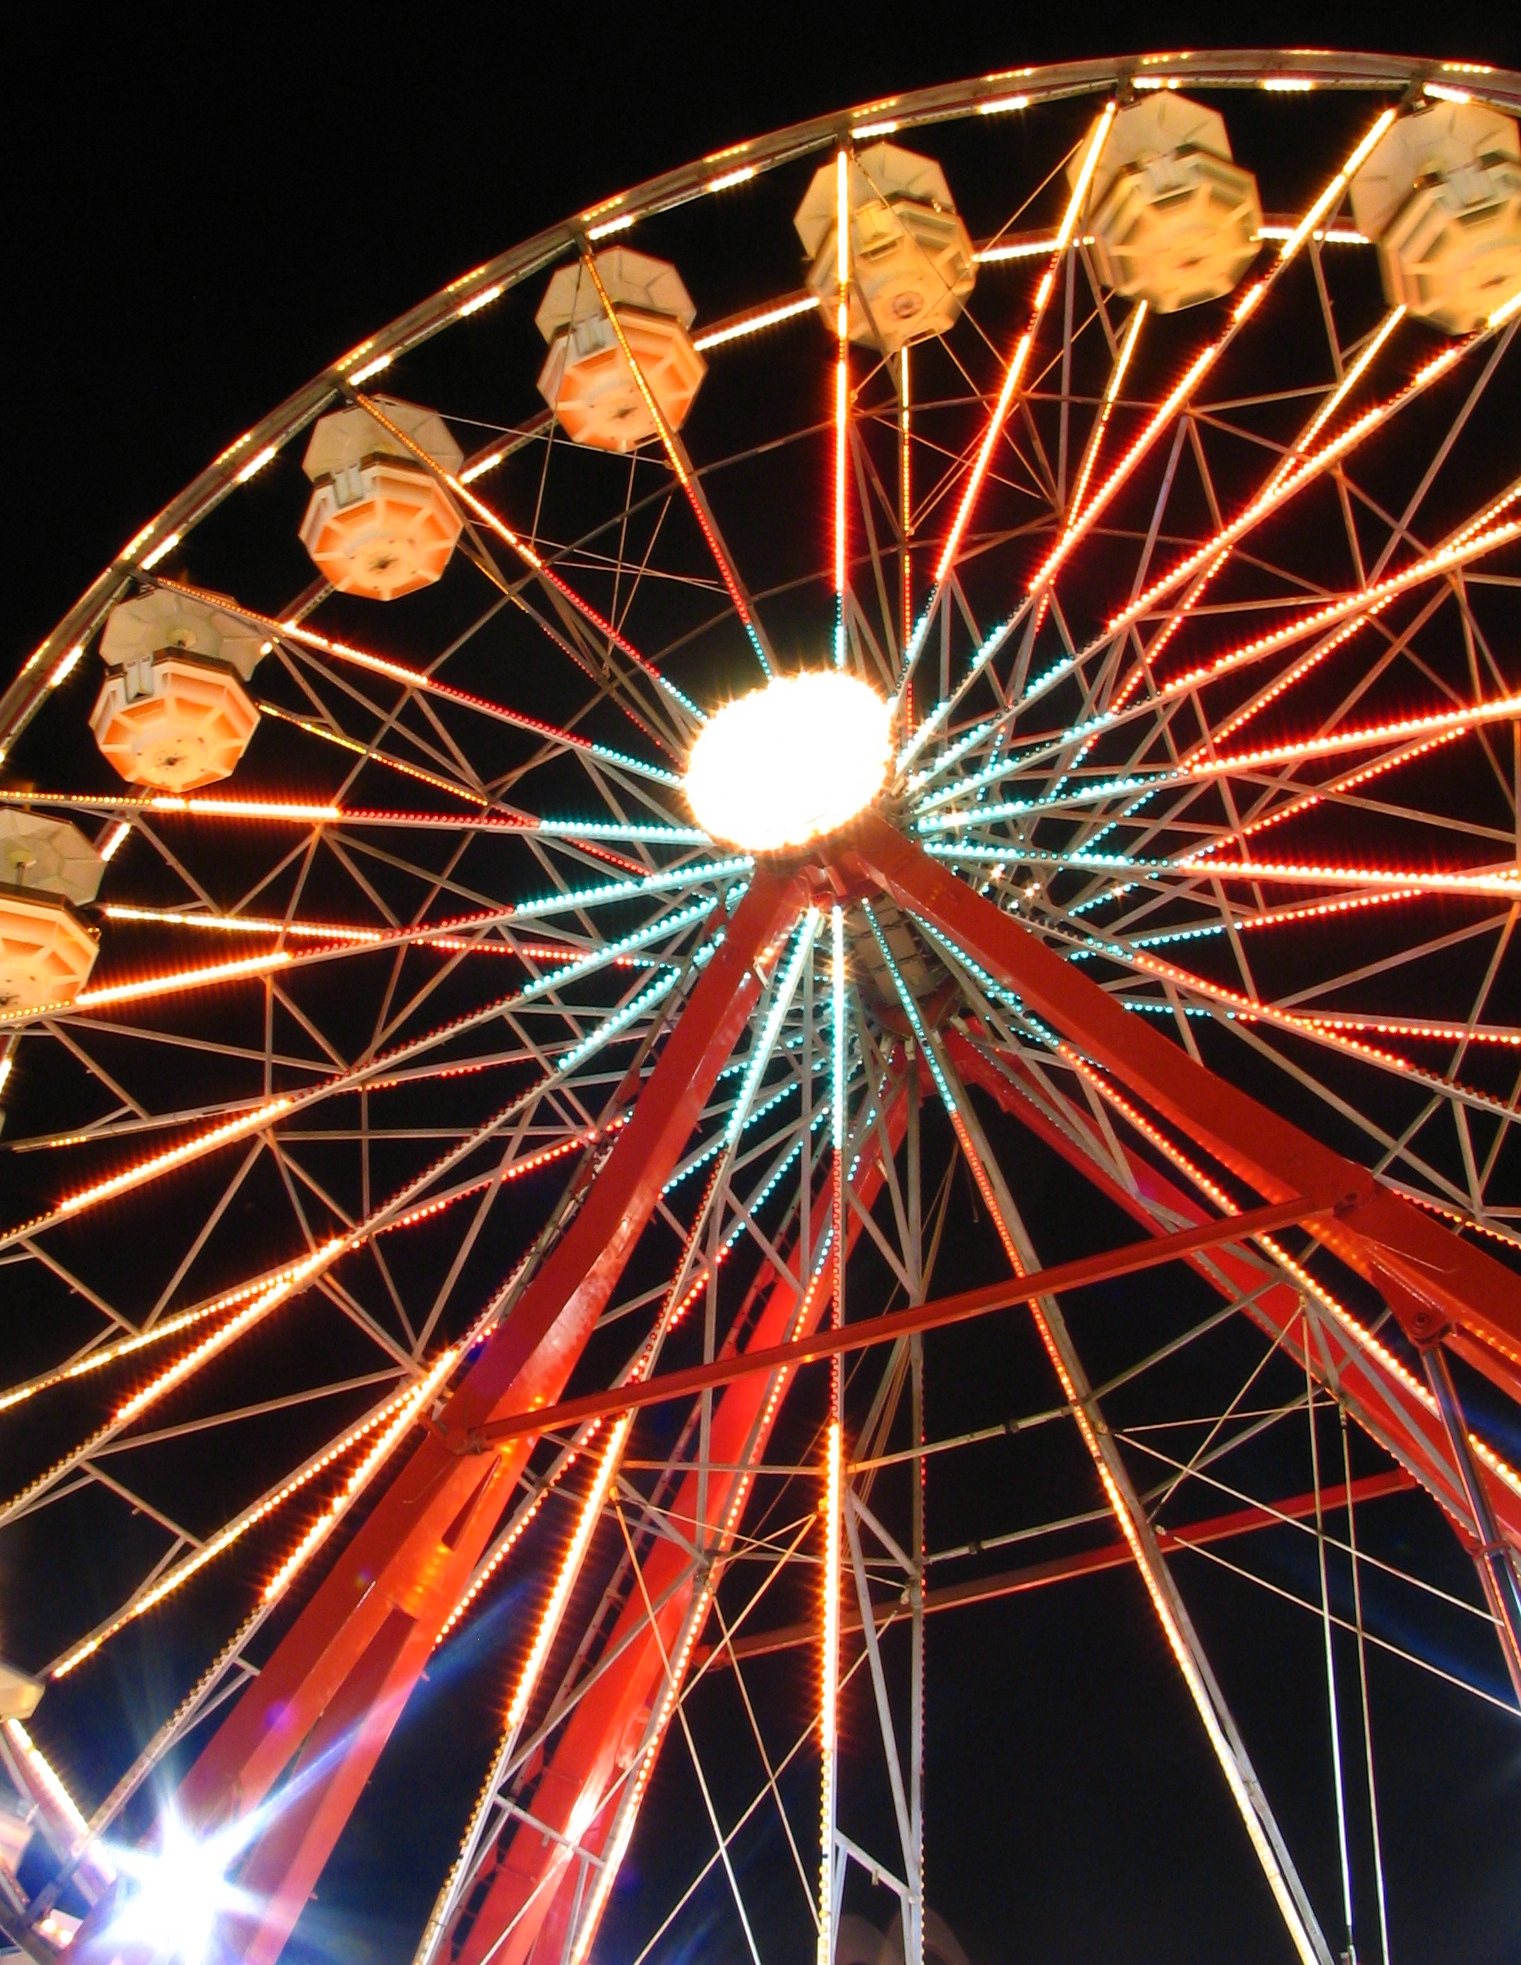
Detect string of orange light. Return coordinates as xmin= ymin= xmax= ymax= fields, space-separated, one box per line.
xmin=261 ymin=1344 xmax=461 ymax=1602
xmin=3 ymin=1126 xmax=628 ymax=1618
xmin=2 ymin=909 xmax=652 ymax=1033
xmin=0 ymin=1239 xmax=336 ymax=1532
xmin=0 ymin=880 xmax=727 ymax=1263
xmin=1024 ymin=108 xmax=1399 ymax=604
xmin=931 ymin=103 xmax=1116 ymax=592
xmin=920 ymin=675 xmax=1521 ymax=837
xmin=1184 ymin=730 xmax=1467 ymax=861
xmin=155 ymin=576 xmax=684 ymax=784
xmin=1099 ymin=304 xmax=1406 ymax=718
xmin=1 ymin=787 xmax=704 ymax=851
xmin=1059 ymin=1052 xmax=1521 ymax=1507
xmin=0 ymin=1250 xmax=339 ymax=1418
xmin=1186 ymin=688 xmax=1521 ymax=780
xmin=1101 ymin=337 xmax=1490 ymax=642
xmin=579 ymin=249 xmax=773 ymax=680
xmin=1066 ymin=299 xmax=1148 ymax=537
xmin=1167 ymin=856 xmax=1521 ymax=900
xmin=351 ymin=396 xmax=705 ymax=721
xmin=899 ymin=109 xmax=1406 ymax=779
xmin=1041 ymin=508 xmax=1521 ymax=757
xmin=1197 ymin=471 xmax=1521 ymax=750
xmin=833 ymin=148 xmax=851 ymax=669
xmin=49 ymin=1378 xmax=413 ymax=1678
xmin=254 ymin=698 xmax=490 ymax=806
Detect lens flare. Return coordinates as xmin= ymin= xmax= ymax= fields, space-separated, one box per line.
xmin=683 ymin=671 xmax=889 ymax=851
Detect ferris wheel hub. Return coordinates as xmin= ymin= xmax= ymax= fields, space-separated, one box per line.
xmin=683 ymin=669 xmax=891 ymax=851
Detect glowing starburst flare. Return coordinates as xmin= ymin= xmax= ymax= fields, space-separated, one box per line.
xmin=103 ymin=1811 xmax=237 ymax=1965
xmin=683 ymin=671 xmax=889 ymax=852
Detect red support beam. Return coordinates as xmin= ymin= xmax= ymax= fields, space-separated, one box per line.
xmin=846 ymin=814 xmax=1521 ymax=1398
xmin=446 ymin=1102 xmax=908 ymax=1965
xmin=74 ymin=867 xmax=812 ymax=1965
xmin=945 ymin=1033 xmax=1521 ymax=1556
xmin=458 ymin=1194 xmax=1331 ymax=1452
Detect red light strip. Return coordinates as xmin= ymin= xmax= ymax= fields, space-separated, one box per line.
xmin=1102 ymin=514 xmax=1521 ymax=730
xmin=1065 ymin=299 xmax=1147 ymax=535
xmin=1186 ymin=730 xmax=1468 ymax=862
xmin=253 ymin=700 xmax=490 ymax=806
xmin=834 ymin=149 xmax=851 ymax=666
xmin=934 ymin=103 xmax=1116 ymax=587
xmin=578 ymin=250 xmax=772 ymax=678
xmin=1171 ymin=856 xmax=1520 ymax=900
xmin=353 ymin=398 xmax=690 ymax=711
xmin=1025 ymin=109 xmax=1400 ymax=600
xmin=900 ymin=344 xmax=913 ymax=662
xmin=1188 ymin=686 xmax=1521 ymax=781
xmin=51 ymin=1390 xmax=404 ymax=1677
xmin=101 ymin=901 xmax=549 ymax=957
xmin=1102 ymin=340 xmax=1486 ymax=639
xmin=155 ymin=578 xmax=673 ymax=772
xmin=1107 ymin=305 xmax=1406 ymax=704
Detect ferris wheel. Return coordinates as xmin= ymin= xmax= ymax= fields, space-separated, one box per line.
xmin=3 ymin=44 xmax=1521 ymax=1965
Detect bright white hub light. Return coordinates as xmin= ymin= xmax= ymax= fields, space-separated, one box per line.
xmin=684 ymin=670 xmax=891 ymax=851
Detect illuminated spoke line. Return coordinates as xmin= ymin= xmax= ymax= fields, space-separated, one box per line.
xmin=926 ymin=106 xmax=1116 ymax=593
xmin=927 ymin=841 xmax=1521 ymax=904
xmin=0 ymin=1239 xmax=342 ymax=1531
xmin=4 ymin=1064 xmax=632 ymax=1504
xmin=1062 ymin=299 xmax=1148 ymax=539
xmin=898 ymin=109 xmax=1428 ymax=778
xmin=157 ymin=577 xmax=683 ymax=788
xmin=20 ymin=860 xmax=738 ymax=1123
xmin=915 ymin=695 xmax=1521 ymax=852
xmin=892 ymin=114 xmax=1116 ymax=712
xmin=580 ymin=249 xmax=773 ymax=680
xmin=1062 ymin=924 xmax=1521 ymax=1125
xmin=46 ymin=1373 xmax=425 ymax=1678
xmin=1097 ymin=331 xmax=1492 ymax=649
xmin=0 ymin=889 xmax=726 ymax=1262
xmin=2 ymin=790 xmax=703 ymax=847
xmin=352 ymin=394 xmax=708 ymax=728
xmin=1036 ymin=377 xmax=1516 ymax=810
xmin=0 ymin=1247 xmax=381 ymax=1418
xmin=1094 ymin=304 xmax=1407 ymax=708
xmin=255 ymin=698 xmax=489 ymax=808
xmin=914 ymin=552 xmax=1491 ymax=817
xmin=919 ymin=512 xmax=1521 ymax=815
xmin=1025 ymin=107 xmax=1401 ymax=602
xmin=276 ymin=585 xmax=531 ymax=804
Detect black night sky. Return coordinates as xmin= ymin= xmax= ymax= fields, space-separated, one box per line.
xmin=6 ymin=6 xmax=1521 ymax=1965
